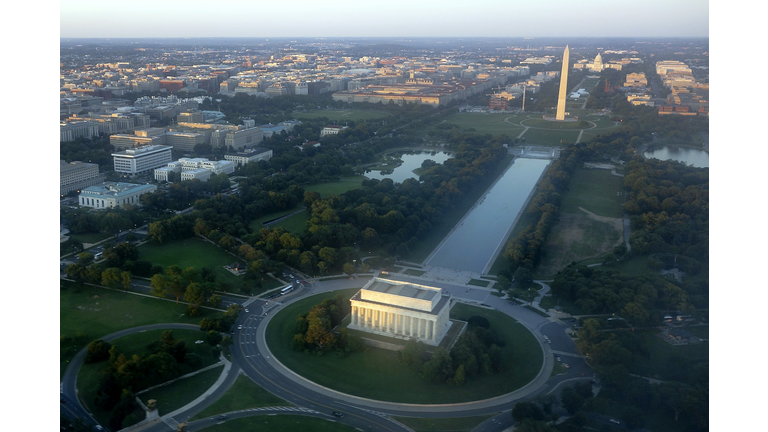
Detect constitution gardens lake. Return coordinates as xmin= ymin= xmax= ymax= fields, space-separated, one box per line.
xmin=365 ymin=151 xmax=453 ymax=183
xmin=644 ymin=146 xmax=709 ymax=168
xmin=425 ymin=157 xmax=552 ymax=274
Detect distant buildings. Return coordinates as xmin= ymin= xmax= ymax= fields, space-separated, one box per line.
xmin=60 ymin=160 xmax=105 ymax=196
xmin=224 ymin=148 xmax=273 ymax=167
xmin=154 ymin=158 xmax=235 ymax=182
xmin=112 ymin=145 xmax=173 ymax=176
xmin=320 ymin=125 xmax=347 ymax=137
xmin=78 ymin=182 xmax=157 ymax=209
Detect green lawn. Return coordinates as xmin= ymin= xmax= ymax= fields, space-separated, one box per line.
xmin=402 ymin=268 xmax=426 ymax=277
xmin=558 ymin=168 xmax=625 ymax=218
xmin=70 ymin=232 xmax=115 ymax=245
xmin=77 ymin=328 xmax=217 ymax=428
xmin=467 ymin=279 xmax=490 ymax=287
xmin=303 ymin=176 xmax=366 ymax=197
xmin=250 ymin=207 xmax=302 ymax=231
xmin=264 ymin=291 xmax=543 ymax=404
xmin=195 ymin=415 xmax=359 ymax=432
xmin=629 ymin=331 xmax=709 ymax=382
xmin=435 ymin=112 xmax=526 ymax=136
xmin=190 ymin=375 xmax=292 ymax=421
xmin=140 ymin=365 xmax=225 ymax=416
xmin=270 ymin=210 xmax=310 ymax=234
xmin=520 ymin=128 xmax=581 ymax=146
xmin=138 ymin=237 xmax=278 ymax=292
xmin=294 ymin=109 xmax=392 ymax=122
xmin=392 ymin=414 xmax=497 ymax=432
xmin=60 ymin=280 xmax=210 ymax=378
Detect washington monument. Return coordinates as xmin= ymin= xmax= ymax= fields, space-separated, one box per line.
xmin=555 ymin=45 xmax=570 ymax=120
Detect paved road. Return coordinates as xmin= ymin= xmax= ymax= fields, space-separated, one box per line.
xmin=62 ymin=273 xmax=594 ymax=432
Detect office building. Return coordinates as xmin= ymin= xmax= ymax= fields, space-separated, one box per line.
xmin=112 ymin=145 xmax=173 ymax=176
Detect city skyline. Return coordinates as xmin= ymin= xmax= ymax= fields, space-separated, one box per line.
xmin=60 ymin=0 xmax=709 ymax=39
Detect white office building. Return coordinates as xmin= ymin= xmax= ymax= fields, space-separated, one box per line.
xmin=224 ymin=148 xmax=273 ymax=167
xmin=112 ymin=145 xmax=173 ymax=176
xmin=79 ymin=182 xmax=157 ymax=209
xmin=154 ymin=158 xmax=235 ymax=182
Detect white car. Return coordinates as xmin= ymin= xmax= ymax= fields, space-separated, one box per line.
xmin=238 ymin=325 xmax=243 ymax=330
xmin=609 ymin=419 xmax=620 ymax=424
xmin=244 ymin=309 xmax=249 ymax=313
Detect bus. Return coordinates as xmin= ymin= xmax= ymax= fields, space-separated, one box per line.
xmin=280 ymin=286 xmax=293 ymax=295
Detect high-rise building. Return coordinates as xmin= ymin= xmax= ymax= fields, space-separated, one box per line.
xmin=112 ymin=145 xmax=173 ymax=176
xmin=555 ymin=46 xmax=570 ymax=121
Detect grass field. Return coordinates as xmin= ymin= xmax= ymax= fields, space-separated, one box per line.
xmin=270 ymin=210 xmax=309 ymax=234
xmin=195 ymin=415 xmax=359 ymax=432
xmin=190 ymin=375 xmax=291 ymax=421
xmin=391 ymin=414 xmax=497 ymax=432
xmin=250 ymin=207 xmax=301 ymax=231
xmin=60 ymin=280 xmax=209 ymax=377
xmin=138 ymin=238 xmax=240 ymax=285
xmin=534 ymin=168 xmax=626 ymax=277
xmin=265 ymin=291 xmax=543 ymax=404
xmin=140 ymin=365 xmax=225 ymax=416
xmin=69 ymin=232 xmax=115 ymax=246
xmin=559 ymin=168 xmax=625 ymax=218
xmin=138 ymin=237 xmax=281 ymax=293
xmin=294 ymin=109 xmax=392 ymax=122
xmin=77 ymin=328 xmax=216 ymax=428
xmin=303 ymin=176 xmax=366 ymax=197
xmin=521 ymin=128 xmax=581 ymax=146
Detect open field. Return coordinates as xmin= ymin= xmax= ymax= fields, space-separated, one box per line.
xmin=196 ymin=415 xmax=359 ymax=432
xmin=265 ymin=291 xmax=543 ymax=404
xmin=560 ymin=168 xmax=625 ymax=218
xmin=60 ymin=280 xmax=208 ymax=377
xmin=303 ymin=176 xmax=366 ymax=197
xmin=138 ymin=237 xmax=281 ymax=293
xmin=190 ymin=375 xmax=291 ymax=420
xmin=139 ymin=238 xmax=239 ymax=283
xmin=535 ymin=212 xmax=623 ymax=278
xmin=141 ymin=365 xmax=225 ymax=416
xmin=521 ymin=128 xmax=581 ymax=146
xmin=294 ymin=109 xmax=392 ymax=122
xmin=437 ymin=113 xmax=527 ymax=136
xmin=270 ymin=210 xmax=309 ymax=234
xmin=391 ymin=414 xmax=497 ymax=432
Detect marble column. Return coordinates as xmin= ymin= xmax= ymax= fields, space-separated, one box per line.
xmin=555 ymin=45 xmax=570 ymax=121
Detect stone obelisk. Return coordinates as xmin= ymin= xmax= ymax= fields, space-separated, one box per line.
xmin=555 ymin=45 xmax=570 ymax=120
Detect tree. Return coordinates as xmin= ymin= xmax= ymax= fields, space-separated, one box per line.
xmin=512 ymin=401 xmax=546 ymax=423
xmin=121 ymin=271 xmax=132 ymax=290
xmin=101 ymin=267 xmax=123 ymax=288
xmin=85 ymin=339 xmax=112 ymax=363
xmin=303 ymin=305 xmax=336 ymax=350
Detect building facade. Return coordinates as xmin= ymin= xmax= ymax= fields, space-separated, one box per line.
xmin=154 ymin=157 xmax=235 ymax=182
xmin=224 ymin=148 xmax=273 ymax=167
xmin=78 ymin=182 xmax=157 ymax=209
xmin=347 ymin=278 xmax=453 ymax=346
xmin=112 ymin=145 xmax=173 ymax=176
xmin=60 ymin=160 xmax=104 ymax=195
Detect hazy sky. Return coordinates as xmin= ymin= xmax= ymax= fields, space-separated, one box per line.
xmin=60 ymin=0 xmax=709 ymax=38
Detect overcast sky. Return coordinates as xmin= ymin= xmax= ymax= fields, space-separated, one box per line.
xmin=60 ymin=0 xmax=709 ymax=38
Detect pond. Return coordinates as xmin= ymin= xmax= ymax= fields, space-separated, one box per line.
xmin=364 ymin=151 xmax=453 ymax=184
xmin=644 ymin=146 xmax=709 ymax=168
xmin=425 ymin=158 xmax=552 ymax=274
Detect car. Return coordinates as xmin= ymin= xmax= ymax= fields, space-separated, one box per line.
xmin=332 ymin=411 xmax=344 ymax=418
xmin=556 ymin=356 xmax=561 ymax=362
xmin=609 ymin=419 xmax=620 ymax=424
xmin=238 ymin=325 xmax=243 ymax=330
xmin=244 ymin=309 xmax=249 ymax=313
xmin=302 ymin=280 xmax=307 ymax=285
xmin=60 ymin=398 xmax=66 ymax=404
xmin=288 ymin=274 xmax=294 ymax=279
xmin=195 ymin=340 xmax=204 ymax=344
xmin=547 ymin=339 xmax=551 ymax=343
xmin=562 ymin=363 xmax=569 ymax=368
xmin=217 ymin=414 xmax=228 ymax=420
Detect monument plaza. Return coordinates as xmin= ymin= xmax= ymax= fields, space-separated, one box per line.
xmin=348 ymin=278 xmax=454 ymax=346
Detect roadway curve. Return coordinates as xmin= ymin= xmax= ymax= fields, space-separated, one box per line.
xmin=62 ymin=275 xmax=593 ymax=432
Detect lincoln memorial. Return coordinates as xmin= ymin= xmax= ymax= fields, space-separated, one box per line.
xmin=348 ymin=277 xmax=453 ymax=346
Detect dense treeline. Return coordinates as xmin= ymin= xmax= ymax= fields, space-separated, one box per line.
xmin=576 ymin=318 xmax=708 ymax=431
xmin=60 ymin=134 xmax=114 ymax=171
xmin=499 ymin=146 xmax=581 ymax=277
xmin=550 ymin=266 xmax=702 ymax=324
xmin=88 ymin=330 xmax=221 ymax=430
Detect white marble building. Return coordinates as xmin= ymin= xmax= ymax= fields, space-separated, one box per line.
xmin=348 ymin=278 xmax=453 ymax=346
